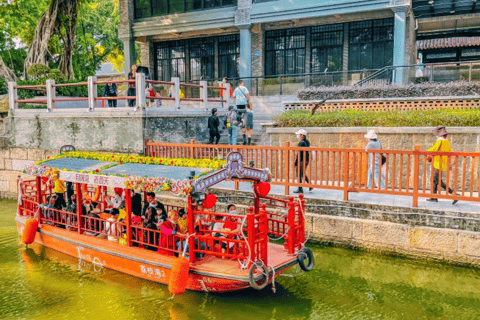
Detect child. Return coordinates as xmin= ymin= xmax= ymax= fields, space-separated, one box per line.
xmin=51 ymin=172 xmax=66 ymax=209
xmin=178 ymin=209 xmax=188 ymax=234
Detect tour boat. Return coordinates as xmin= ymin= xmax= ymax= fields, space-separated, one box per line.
xmin=15 ymin=151 xmax=314 ymax=293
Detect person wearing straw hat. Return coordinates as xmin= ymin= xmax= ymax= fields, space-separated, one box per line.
xmin=426 ymin=126 xmax=458 ymax=204
xmin=293 ymin=129 xmax=312 ymax=194
xmin=365 ymin=129 xmax=385 ymax=190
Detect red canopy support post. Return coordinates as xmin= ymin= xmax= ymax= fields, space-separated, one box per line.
xmin=287 ymin=196 xmax=296 ymax=255
xmin=35 ymin=175 xmax=42 ymax=220
xmin=247 ymin=207 xmax=256 ymax=268
xmin=125 ymin=189 xmax=132 ymax=247
xmin=17 ymin=176 xmax=22 ymax=216
xmin=298 ymin=194 xmax=305 ymax=246
xmin=188 ymin=197 xmax=196 ymax=263
xmin=75 ymin=183 xmax=83 ymax=234
xmin=260 ymin=203 xmax=269 ymax=266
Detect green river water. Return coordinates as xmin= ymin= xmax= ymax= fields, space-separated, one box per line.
xmin=2 ymin=198 xmax=480 ymax=320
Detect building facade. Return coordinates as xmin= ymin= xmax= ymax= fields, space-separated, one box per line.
xmin=118 ymin=0 xmax=480 ymax=86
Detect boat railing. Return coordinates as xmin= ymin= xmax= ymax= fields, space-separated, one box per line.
xmin=130 ymin=224 xmax=186 ymax=256
xmin=42 ymin=207 xmax=78 ymax=230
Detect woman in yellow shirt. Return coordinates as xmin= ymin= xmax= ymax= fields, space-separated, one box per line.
xmin=426 ymin=126 xmax=458 ymax=205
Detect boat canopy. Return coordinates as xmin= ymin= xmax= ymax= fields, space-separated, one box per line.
xmin=23 ymin=152 xmax=270 ymax=196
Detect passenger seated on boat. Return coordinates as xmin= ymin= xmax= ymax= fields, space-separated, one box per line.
xmin=143 ymin=192 xmax=166 ymax=218
xmin=155 ymin=207 xmax=167 ymax=224
xmin=106 ymin=208 xmax=120 ymax=242
xmin=177 ymin=209 xmax=188 ymax=234
xmin=43 ymin=195 xmax=57 ymax=224
xmin=85 ymin=203 xmax=104 ymax=236
xmin=131 ymin=193 xmax=143 ymax=216
xmin=159 ymin=210 xmax=186 ymax=256
xmin=65 ymin=194 xmax=87 ymax=215
xmin=223 ymin=205 xmax=243 ymax=253
xmin=211 ymin=215 xmax=228 ymax=256
xmin=106 ymin=187 xmax=125 ymax=209
xmin=143 ymin=207 xmax=158 ymax=251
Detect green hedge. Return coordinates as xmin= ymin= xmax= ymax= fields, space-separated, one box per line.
xmin=276 ymin=109 xmax=480 ymax=127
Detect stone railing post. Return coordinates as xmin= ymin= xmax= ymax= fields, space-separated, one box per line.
xmin=87 ymin=76 xmax=97 ymax=111
xmin=224 ymin=83 xmax=231 ymax=109
xmin=172 ymin=77 xmax=180 ymax=110
xmin=200 ymin=80 xmax=208 ymax=110
xmin=8 ymin=81 xmax=18 ymax=111
xmin=46 ymin=79 xmax=56 ymax=112
xmin=135 ymin=72 xmax=146 ymax=111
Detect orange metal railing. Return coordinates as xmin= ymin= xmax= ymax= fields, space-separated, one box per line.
xmin=145 ymin=140 xmax=480 ymax=207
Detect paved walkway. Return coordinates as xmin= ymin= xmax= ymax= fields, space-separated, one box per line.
xmin=214 ymin=181 xmax=480 ymax=214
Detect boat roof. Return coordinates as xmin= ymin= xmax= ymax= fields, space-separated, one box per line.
xmin=24 ymin=152 xmax=270 ymax=194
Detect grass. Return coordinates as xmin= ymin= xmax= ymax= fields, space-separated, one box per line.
xmin=276 ymin=108 xmax=480 ymax=127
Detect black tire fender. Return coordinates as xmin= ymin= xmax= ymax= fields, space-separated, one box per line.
xmin=248 ymin=263 xmax=269 ymax=290
xmin=297 ymin=247 xmax=315 ymax=272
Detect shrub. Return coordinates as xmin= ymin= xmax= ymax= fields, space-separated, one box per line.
xmin=16 ymin=79 xmax=89 ymax=99
xmin=276 ymin=109 xmax=480 ymax=128
xmin=298 ymin=81 xmax=480 ymax=100
xmin=27 ymin=64 xmax=50 ymax=80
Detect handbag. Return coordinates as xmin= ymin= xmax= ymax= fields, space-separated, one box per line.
xmin=427 ymin=141 xmax=442 ymax=162
xmin=381 ymin=155 xmax=386 ymax=165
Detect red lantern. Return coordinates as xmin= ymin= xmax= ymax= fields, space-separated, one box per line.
xmin=202 ymin=194 xmax=217 ymax=209
xmin=254 ymin=182 xmax=271 ymax=197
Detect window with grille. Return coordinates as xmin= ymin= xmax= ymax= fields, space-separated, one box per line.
xmin=155 ymin=40 xmax=186 ymax=81
xmin=265 ymin=28 xmax=306 ymax=76
xmin=311 ymin=23 xmax=344 ymax=73
xmin=348 ymin=18 xmax=394 ymax=71
xmin=218 ymin=34 xmax=239 ymax=80
xmin=189 ymin=37 xmax=215 ymax=80
xmin=135 ymin=0 xmax=238 ymax=18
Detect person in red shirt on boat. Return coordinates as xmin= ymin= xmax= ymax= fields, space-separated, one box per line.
xmin=159 ymin=210 xmax=186 ymax=256
xmin=222 ymin=205 xmax=242 ymax=254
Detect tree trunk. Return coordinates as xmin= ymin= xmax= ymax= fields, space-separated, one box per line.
xmin=24 ymin=0 xmax=61 ymax=77
xmin=58 ymin=0 xmax=78 ymax=80
xmin=0 ymin=55 xmax=17 ymax=85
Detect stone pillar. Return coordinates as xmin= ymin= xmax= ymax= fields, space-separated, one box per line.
xmin=172 ymin=77 xmax=180 ymax=110
xmin=200 ymin=80 xmax=208 ymax=110
xmin=87 ymin=76 xmax=97 ymax=111
xmin=46 ymin=79 xmax=56 ymax=112
xmin=391 ymin=5 xmax=409 ymax=84
xmin=135 ymin=72 xmax=146 ymax=110
xmin=119 ymin=0 xmax=136 ymax=79
xmin=8 ymin=82 xmax=18 ymax=111
xmin=235 ymin=0 xmax=252 ymax=89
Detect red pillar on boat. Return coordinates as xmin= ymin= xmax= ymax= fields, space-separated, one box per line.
xmin=298 ymin=194 xmax=305 ymax=245
xmin=187 ymin=197 xmax=195 ymax=263
xmin=35 ymin=176 xmax=42 ymax=204
xmin=287 ymin=196 xmax=296 ymax=255
xmin=261 ymin=203 xmax=269 ymax=266
xmin=75 ymin=183 xmax=83 ymax=234
xmin=125 ymin=189 xmax=132 ymax=247
xmin=247 ymin=207 xmax=256 ymax=268
xmin=17 ymin=176 xmax=22 ymax=216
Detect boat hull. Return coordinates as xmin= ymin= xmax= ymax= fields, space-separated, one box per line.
xmin=16 ymin=216 xmax=298 ymax=293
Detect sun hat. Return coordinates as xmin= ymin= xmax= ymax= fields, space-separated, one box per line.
xmin=295 ymin=129 xmax=307 ymax=136
xmin=364 ymin=129 xmax=378 ymax=139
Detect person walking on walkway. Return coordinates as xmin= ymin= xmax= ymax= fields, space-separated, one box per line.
xmin=102 ymin=81 xmax=118 ymax=108
xmin=365 ymin=129 xmax=386 ymax=190
xmin=244 ymin=104 xmax=254 ymax=145
xmin=226 ymin=106 xmax=239 ymax=145
xmin=427 ymin=126 xmax=458 ymax=205
xmin=208 ymin=108 xmax=221 ymax=144
xmin=127 ymin=64 xmax=137 ymax=107
xmin=233 ymin=80 xmax=250 ymax=145
xmin=293 ymin=129 xmax=311 ymax=194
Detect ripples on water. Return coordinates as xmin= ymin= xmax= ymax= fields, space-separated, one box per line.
xmin=2 ymin=198 xmax=480 ymax=319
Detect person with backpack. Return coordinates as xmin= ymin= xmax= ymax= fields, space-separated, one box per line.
xmin=226 ymin=106 xmax=239 ymax=145
xmin=364 ymin=129 xmax=386 ymax=190
xmin=102 ymin=81 xmax=118 ymax=108
xmin=233 ymin=80 xmax=250 ymax=145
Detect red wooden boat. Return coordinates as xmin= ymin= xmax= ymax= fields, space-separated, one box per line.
xmin=16 ymin=152 xmax=314 ymax=293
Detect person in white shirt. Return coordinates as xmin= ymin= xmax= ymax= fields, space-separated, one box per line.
xmin=233 ymin=80 xmax=251 ymax=145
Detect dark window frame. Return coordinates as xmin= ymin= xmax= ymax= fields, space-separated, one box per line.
xmin=154 ymin=40 xmax=186 ymax=81
xmin=189 ymin=37 xmax=216 ymax=80
xmin=348 ymin=18 xmax=394 ymax=71
xmin=310 ymin=23 xmax=344 ymax=73
xmin=265 ymin=27 xmax=306 ymax=76
xmin=218 ymin=34 xmax=240 ymax=80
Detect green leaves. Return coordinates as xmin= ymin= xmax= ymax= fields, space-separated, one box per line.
xmin=277 ymin=108 xmax=480 ymax=128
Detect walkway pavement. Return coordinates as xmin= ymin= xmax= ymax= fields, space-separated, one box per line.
xmin=214 ymin=180 xmax=480 ymax=214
